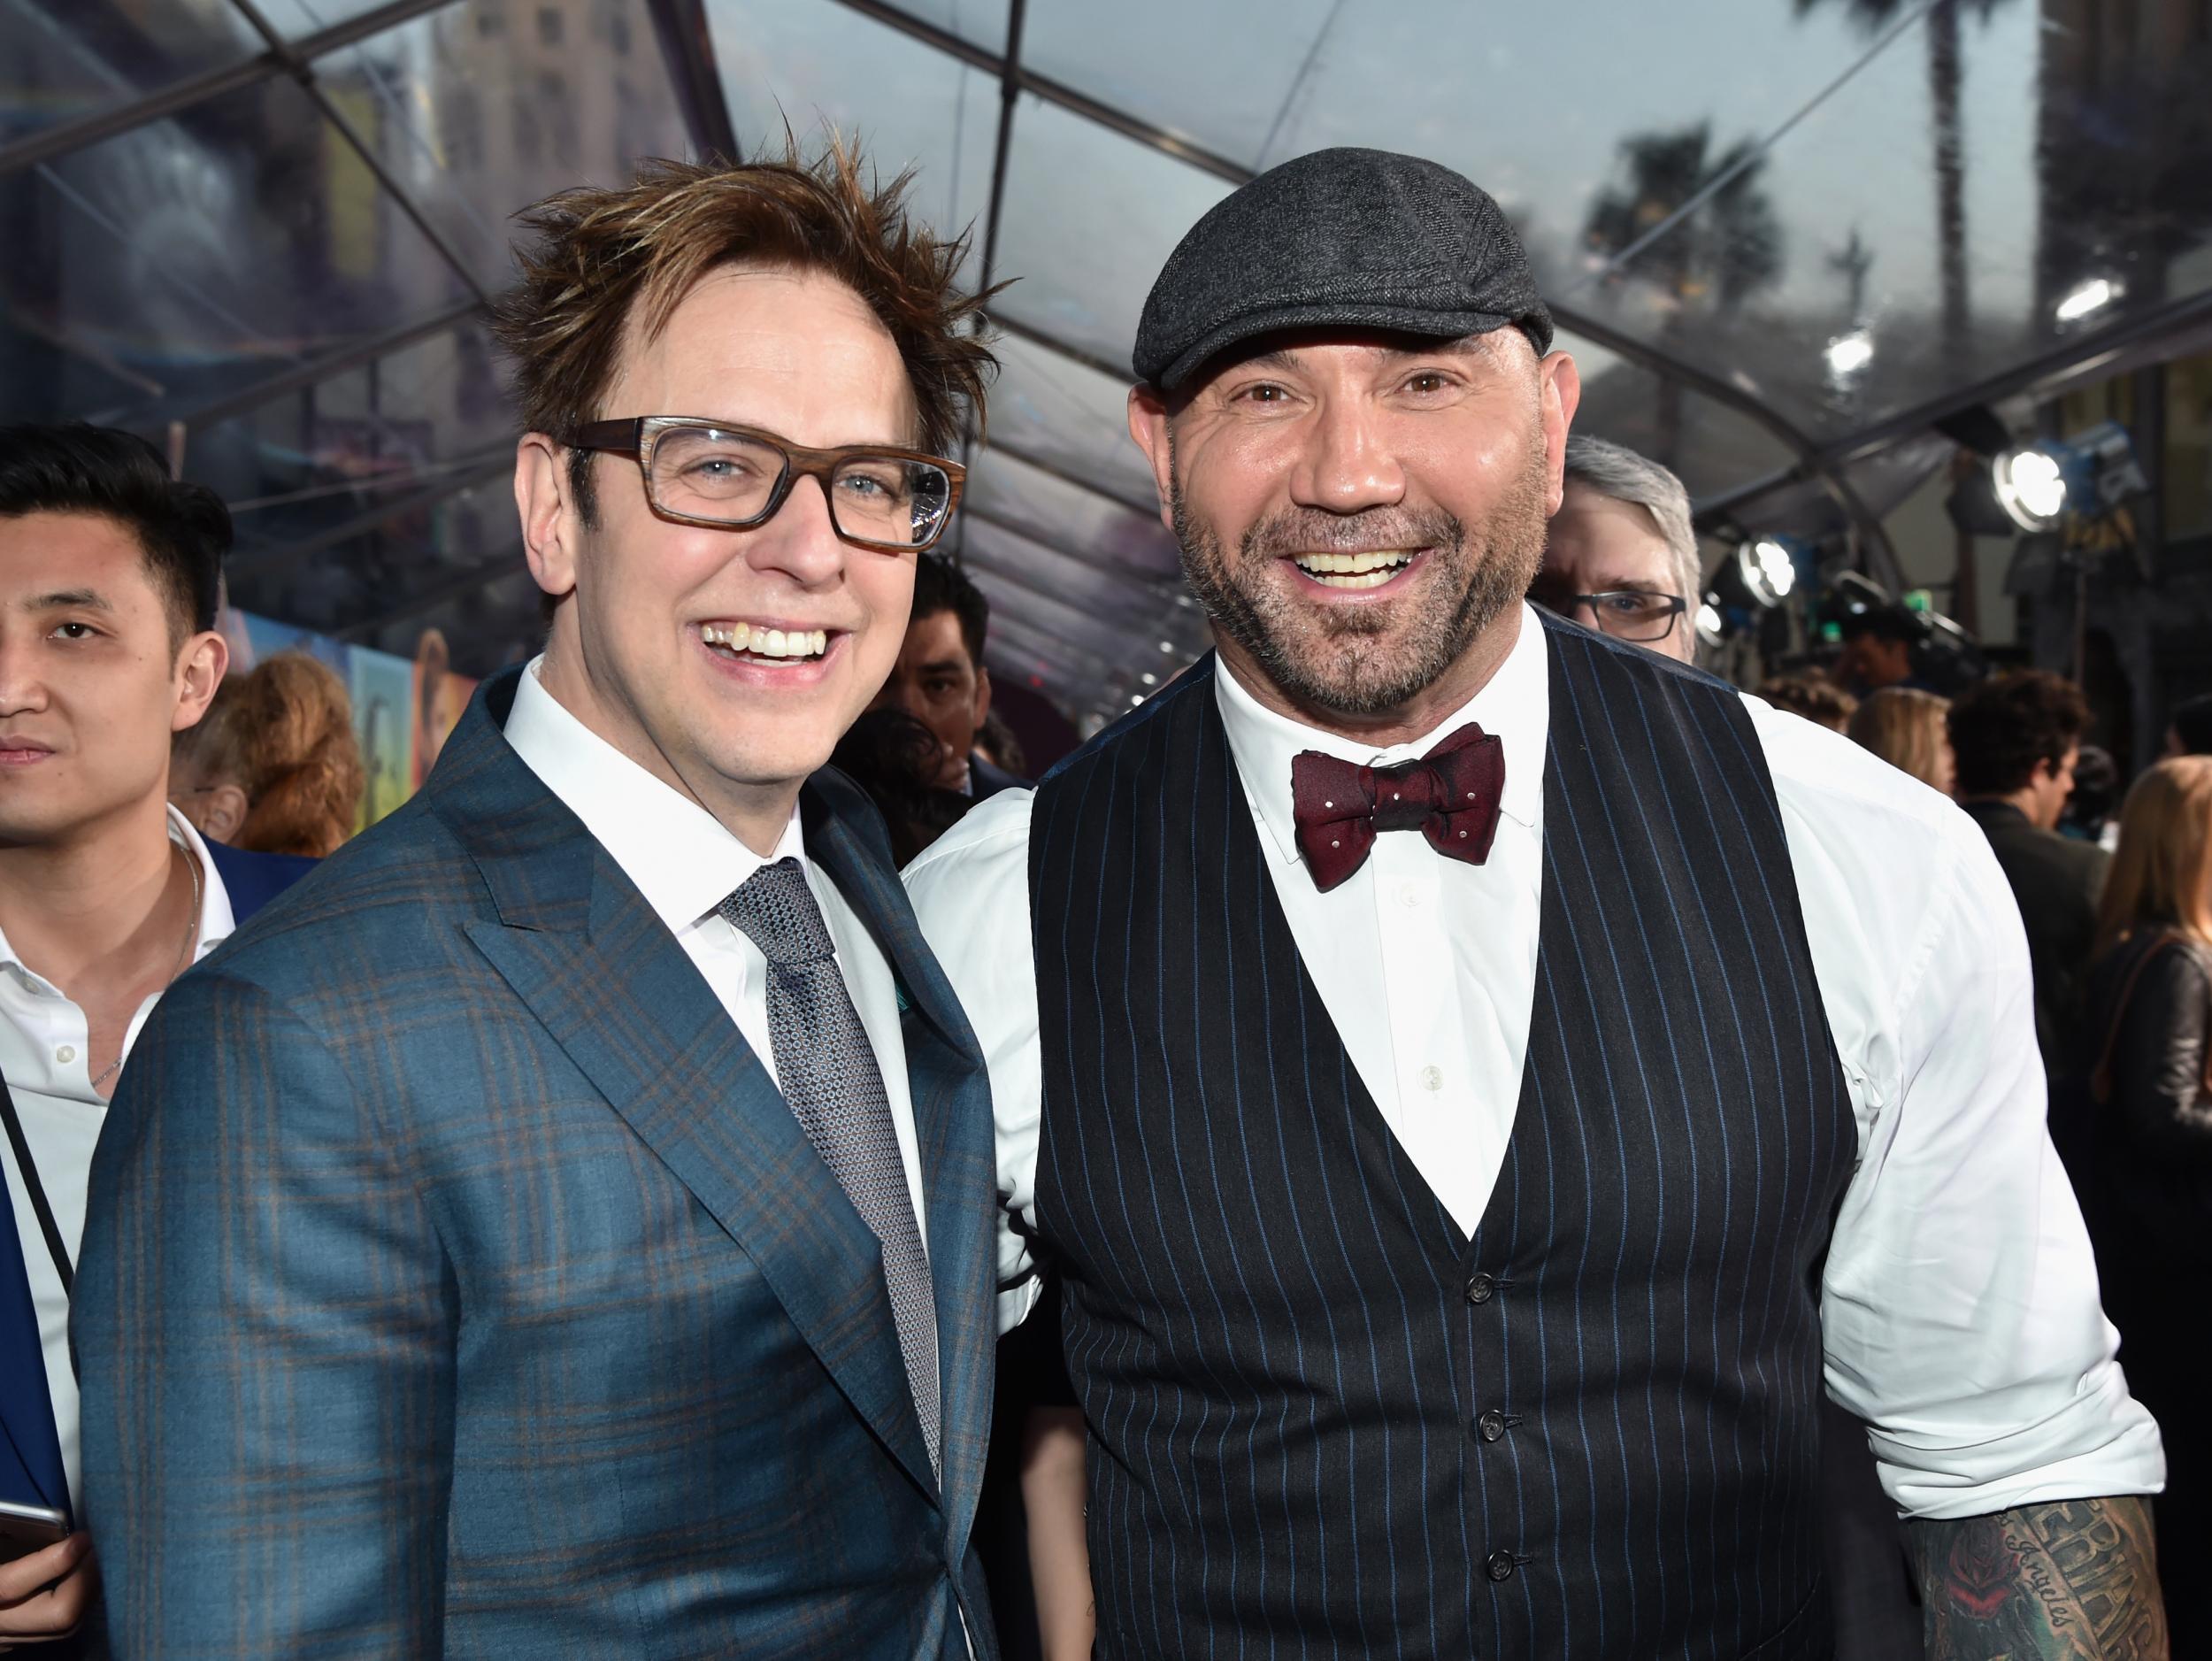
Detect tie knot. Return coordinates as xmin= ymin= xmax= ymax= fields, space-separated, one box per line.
xmin=1368 ymin=757 xmax=1444 ymax=831
xmin=720 ymin=857 xmax=836 ymax=965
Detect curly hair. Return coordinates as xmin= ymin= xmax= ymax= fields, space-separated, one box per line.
xmin=174 ymin=652 xmax=365 ymax=857
xmin=1946 ymin=669 xmax=2091 ymax=798
xmin=491 ymin=137 xmax=998 ymax=525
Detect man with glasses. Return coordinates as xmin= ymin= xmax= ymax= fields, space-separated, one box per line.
xmin=74 ymin=146 xmax=1005 ymax=1658
xmin=1532 ymin=434 xmax=1700 ymax=663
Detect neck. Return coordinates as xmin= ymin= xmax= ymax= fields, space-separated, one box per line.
xmin=1967 ymin=786 xmax=2048 ymax=827
xmin=0 ymin=792 xmax=189 ymax=988
xmin=538 ymin=642 xmax=801 ymax=858
xmin=1217 ymin=604 xmax=1523 ymax=748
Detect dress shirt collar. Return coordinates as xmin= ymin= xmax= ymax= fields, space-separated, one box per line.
xmin=503 ymin=655 xmax=806 ymax=934
xmin=1215 ymin=602 xmax=1548 ymax=870
xmin=0 ymin=803 xmax=235 ymax=986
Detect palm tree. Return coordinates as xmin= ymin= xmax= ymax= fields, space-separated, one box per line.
xmin=1794 ymin=0 xmax=2015 ymax=374
xmin=1581 ymin=122 xmax=1784 ymax=463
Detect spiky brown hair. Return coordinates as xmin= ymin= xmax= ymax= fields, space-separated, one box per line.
xmin=492 ymin=137 xmax=996 ymax=522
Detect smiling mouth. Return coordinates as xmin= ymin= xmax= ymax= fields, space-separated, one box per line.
xmin=1288 ymin=549 xmax=1420 ymax=590
xmin=699 ymin=622 xmax=832 ymax=664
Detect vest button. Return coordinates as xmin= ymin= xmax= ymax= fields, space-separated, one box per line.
xmin=1465 ymin=1273 xmax=1495 ymax=1304
xmin=1485 ymin=1549 xmax=1517 ymax=1583
xmin=1477 ymin=1408 xmax=1508 ymax=1442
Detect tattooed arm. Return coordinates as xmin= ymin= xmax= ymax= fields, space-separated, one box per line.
xmin=1907 ymin=1496 xmax=2169 ymax=1659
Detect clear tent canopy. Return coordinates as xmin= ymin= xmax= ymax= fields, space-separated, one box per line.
xmin=7 ymin=0 xmax=2212 ymax=722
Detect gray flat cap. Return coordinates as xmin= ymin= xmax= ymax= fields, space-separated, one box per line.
xmin=1133 ymin=147 xmax=1554 ymax=393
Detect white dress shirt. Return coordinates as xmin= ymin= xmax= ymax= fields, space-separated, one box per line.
xmin=0 ymin=807 xmax=236 ymax=1508
xmin=502 ymin=657 xmax=931 ymax=1247
xmin=903 ymin=604 xmax=2164 ymax=1521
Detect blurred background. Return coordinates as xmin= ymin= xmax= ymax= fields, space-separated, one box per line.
xmin=6 ymin=0 xmax=2210 ymax=801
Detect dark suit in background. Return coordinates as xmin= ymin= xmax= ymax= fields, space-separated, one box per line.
xmin=969 ymin=752 xmax=1026 ymax=801
xmin=73 ymin=672 xmax=1002 ymax=1658
xmin=1961 ymin=798 xmax=2109 ymax=1065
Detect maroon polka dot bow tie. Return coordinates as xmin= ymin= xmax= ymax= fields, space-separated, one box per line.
xmin=1289 ymin=723 xmax=1506 ymax=893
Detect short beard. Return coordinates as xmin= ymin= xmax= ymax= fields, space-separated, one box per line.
xmin=1169 ymin=437 xmax=1550 ymax=719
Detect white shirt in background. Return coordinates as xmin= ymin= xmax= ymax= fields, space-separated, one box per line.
xmin=0 ymin=806 xmax=236 ymax=1507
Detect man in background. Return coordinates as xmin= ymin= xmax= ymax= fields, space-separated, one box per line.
xmin=0 ymin=423 xmax=310 ymax=1652
xmin=875 ymin=552 xmax=1025 ymax=796
xmin=1832 ymin=604 xmax=1934 ymax=698
xmin=1951 ymin=669 xmax=2107 ymax=1064
xmin=1531 ymin=433 xmax=1700 ymax=665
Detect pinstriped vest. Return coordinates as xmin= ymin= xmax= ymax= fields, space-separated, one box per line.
xmin=1026 ymin=619 xmax=1856 ymax=1660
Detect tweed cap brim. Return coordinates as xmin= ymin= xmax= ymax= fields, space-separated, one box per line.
xmin=1133 ymin=147 xmax=1554 ymax=395
xmin=1149 ymin=301 xmax=1540 ymax=397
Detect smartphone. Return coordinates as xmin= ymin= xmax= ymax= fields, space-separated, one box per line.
xmin=0 ymin=1499 xmax=69 ymax=1565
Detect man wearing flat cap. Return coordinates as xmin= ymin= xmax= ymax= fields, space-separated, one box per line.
xmin=910 ymin=149 xmax=2168 ymax=1658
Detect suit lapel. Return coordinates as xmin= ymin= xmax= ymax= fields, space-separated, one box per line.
xmin=435 ymin=673 xmax=938 ymax=1503
xmin=805 ymin=782 xmax=996 ymax=1552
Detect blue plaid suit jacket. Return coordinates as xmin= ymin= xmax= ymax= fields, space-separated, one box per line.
xmin=72 ymin=668 xmax=1002 ymax=1660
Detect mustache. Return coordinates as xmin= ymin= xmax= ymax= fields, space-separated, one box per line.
xmin=1240 ymin=506 xmax=1464 ymax=560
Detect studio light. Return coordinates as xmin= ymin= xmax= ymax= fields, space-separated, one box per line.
xmin=1705 ymin=534 xmax=1809 ymax=635
xmin=1940 ymin=405 xmax=2148 ymax=535
xmin=1992 ymin=448 xmax=2067 ymax=531
xmin=1740 ymin=536 xmax=1799 ymax=604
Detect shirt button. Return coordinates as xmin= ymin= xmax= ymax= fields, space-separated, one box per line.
xmin=1397 ymin=880 xmax=1421 ymax=910
xmin=1478 ymin=1409 xmax=1508 ymax=1442
xmin=54 ymin=1045 xmax=75 ymax=1065
xmin=1417 ymin=1065 xmax=1443 ymax=1092
xmin=1485 ymin=1549 xmax=1517 ymax=1583
xmin=1465 ymin=1273 xmax=1495 ymax=1305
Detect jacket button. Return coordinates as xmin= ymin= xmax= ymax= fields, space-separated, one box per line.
xmin=1465 ymin=1273 xmax=1495 ymax=1304
xmin=1485 ymin=1549 xmax=1517 ymax=1583
xmin=1477 ymin=1409 xmax=1508 ymax=1442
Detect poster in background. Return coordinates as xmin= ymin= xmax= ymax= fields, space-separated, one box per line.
xmin=219 ymin=606 xmax=477 ymax=831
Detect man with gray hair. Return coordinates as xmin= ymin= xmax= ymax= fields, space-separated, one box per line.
xmin=1532 ymin=433 xmax=1701 ymax=663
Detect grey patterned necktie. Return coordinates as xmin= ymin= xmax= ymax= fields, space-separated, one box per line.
xmin=721 ymin=857 xmax=941 ymax=1478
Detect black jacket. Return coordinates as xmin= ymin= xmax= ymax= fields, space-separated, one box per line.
xmin=2084 ymin=929 xmax=2212 ymax=1257
xmin=1961 ymin=799 xmax=2109 ymax=1064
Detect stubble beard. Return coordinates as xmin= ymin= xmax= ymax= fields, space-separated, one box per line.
xmin=1170 ymin=439 xmax=1552 ymax=719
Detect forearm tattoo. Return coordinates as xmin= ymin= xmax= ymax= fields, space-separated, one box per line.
xmin=1908 ymin=1496 xmax=2169 ymax=1659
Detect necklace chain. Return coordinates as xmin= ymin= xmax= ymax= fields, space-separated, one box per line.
xmin=88 ymin=846 xmax=202 ymax=1093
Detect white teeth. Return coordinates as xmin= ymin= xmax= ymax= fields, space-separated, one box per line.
xmin=702 ymin=622 xmax=829 ymax=658
xmin=1292 ymin=549 xmax=1415 ymax=578
xmin=1306 ymin=568 xmax=1399 ymax=590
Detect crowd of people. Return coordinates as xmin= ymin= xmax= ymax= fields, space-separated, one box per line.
xmin=0 ymin=135 xmax=2195 ymax=1661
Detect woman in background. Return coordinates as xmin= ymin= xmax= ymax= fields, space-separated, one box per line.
xmin=171 ymin=650 xmax=365 ymax=857
xmin=1846 ymin=686 xmax=1954 ymax=795
xmin=2080 ymin=756 xmax=2212 ymax=1651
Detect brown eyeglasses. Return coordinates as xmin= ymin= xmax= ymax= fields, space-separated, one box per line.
xmin=566 ymin=416 xmax=965 ymax=552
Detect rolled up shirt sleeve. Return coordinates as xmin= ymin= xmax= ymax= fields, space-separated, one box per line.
xmin=1751 ymin=696 xmax=2166 ymax=1519
xmin=904 ymin=788 xmax=1047 ymax=1334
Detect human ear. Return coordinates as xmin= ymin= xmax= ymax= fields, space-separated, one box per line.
xmin=199 ymin=782 xmax=249 ymax=844
xmin=518 ymin=434 xmax=581 ymax=604
xmin=172 ymin=630 xmax=229 ymax=733
xmin=1538 ymin=350 xmax=1583 ymax=518
xmin=1128 ymin=387 xmax=1177 ymax=534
